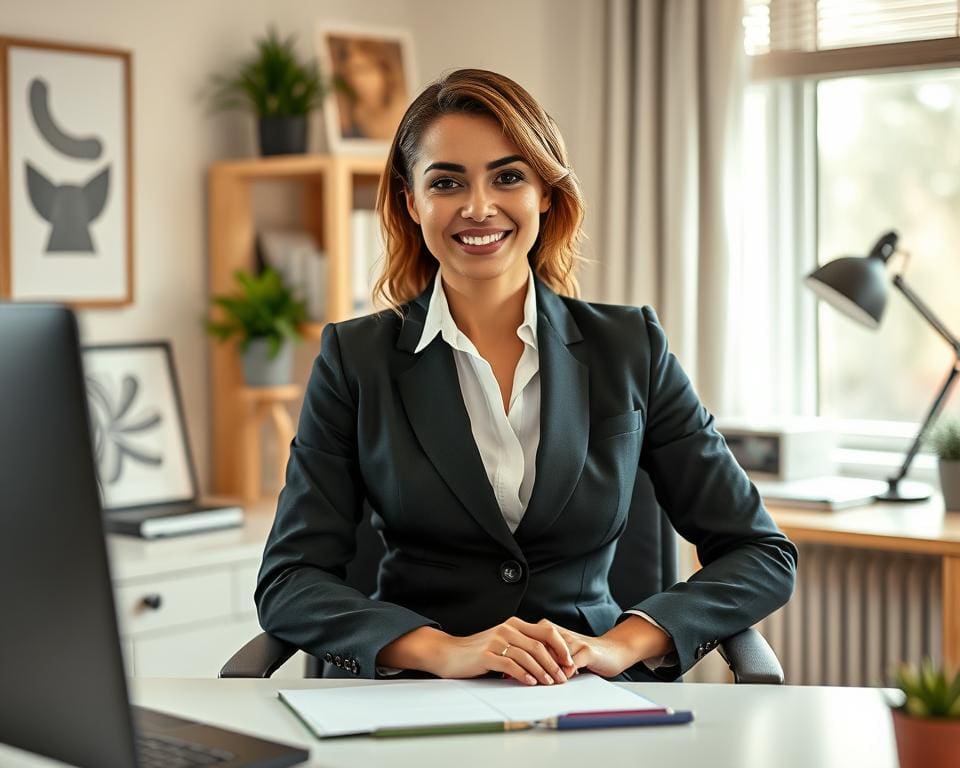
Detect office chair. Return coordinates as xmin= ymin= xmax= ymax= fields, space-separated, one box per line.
xmin=222 ymin=472 xmax=785 ymax=684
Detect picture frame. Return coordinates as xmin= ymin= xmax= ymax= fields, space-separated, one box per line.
xmin=314 ymin=23 xmax=417 ymax=155
xmin=0 ymin=36 xmax=133 ymax=306
xmin=81 ymin=342 xmax=198 ymax=511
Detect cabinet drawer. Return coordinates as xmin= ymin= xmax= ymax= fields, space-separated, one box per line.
xmin=131 ymin=615 xmax=306 ymax=678
xmin=233 ymin=561 xmax=261 ymax=615
xmin=115 ymin=570 xmax=233 ymax=637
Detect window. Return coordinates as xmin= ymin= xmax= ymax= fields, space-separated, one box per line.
xmin=817 ymin=69 xmax=960 ymax=426
xmin=741 ymin=0 xmax=960 ymax=471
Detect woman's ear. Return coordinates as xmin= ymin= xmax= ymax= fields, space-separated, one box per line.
xmin=403 ymin=186 xmax=421 ymax=225
xmin=539 ymin=190 xmax=552 ymax=214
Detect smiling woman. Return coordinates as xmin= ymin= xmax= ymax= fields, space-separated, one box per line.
xmin=255 ymin=68 xmax=797 ymax=689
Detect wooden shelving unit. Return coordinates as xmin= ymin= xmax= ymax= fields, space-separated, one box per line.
xmin=208 ymin=153 xmax=386 ymax=496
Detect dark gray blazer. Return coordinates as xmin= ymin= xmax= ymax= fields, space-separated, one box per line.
xmin=255 ymin=275 xmax=798 ymax=681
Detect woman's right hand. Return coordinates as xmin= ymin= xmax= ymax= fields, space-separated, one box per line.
xmin=379 ymin=618 xmax=577 ymax=685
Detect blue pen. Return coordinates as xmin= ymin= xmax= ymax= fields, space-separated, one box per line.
xmin=540 ymin=708 xmax=694 ymax=730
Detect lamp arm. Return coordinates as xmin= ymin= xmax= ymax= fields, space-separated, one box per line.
xmin=886 ymin=275 xmax=960 ymax=490
xmin=889 ymin=361 xmax=960 ymax=487
xmin=892 ymin=274 xmax=960 ymax=354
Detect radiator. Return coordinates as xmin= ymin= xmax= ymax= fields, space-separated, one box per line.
xmin=755 ymin=542 xmax=943 ymax=686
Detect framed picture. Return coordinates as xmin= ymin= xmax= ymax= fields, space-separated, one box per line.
xmin=81 ymin=342 xmax=198 ymax=510
xmin=0 ymin=37 xmax=133 ymax=306
xmin=314 ymin=24 xmax=416 ymax=154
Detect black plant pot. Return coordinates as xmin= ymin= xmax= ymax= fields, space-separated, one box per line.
xmin=258 ymin=115 xmax=308 ymax=156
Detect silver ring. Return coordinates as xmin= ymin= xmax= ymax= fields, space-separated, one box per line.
xmin=500 ymin=644 xmax=511 ymax=656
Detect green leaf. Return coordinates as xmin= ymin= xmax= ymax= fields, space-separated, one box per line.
xmin=206 ymin=25 xmax=329 ymax=117
xmin=204 ymin=267 xmax=306 ymax=350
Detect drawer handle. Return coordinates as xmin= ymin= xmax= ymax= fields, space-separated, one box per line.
xmin=141 ymin=594 xmax=163 ymax=611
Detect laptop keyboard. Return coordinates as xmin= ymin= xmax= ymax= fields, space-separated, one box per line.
xmin=136 ymin=733 xmax=235 ymax=767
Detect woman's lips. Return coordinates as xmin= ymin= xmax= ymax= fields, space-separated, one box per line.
xmin=452 ymin=230 xmax=512 ymax=255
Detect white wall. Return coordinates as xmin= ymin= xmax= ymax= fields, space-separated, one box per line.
xmin=0 ymin=0 xmax=608 ymax=491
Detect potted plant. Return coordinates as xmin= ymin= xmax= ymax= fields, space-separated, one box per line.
xmin=888 ymin=659 xmax=960 ymax=767
xmin=206 ymin=268 xmax=307 ymax=387
xmin=928 ymin=420 xmax=960 ymax=510
xmin=208 ymin=25 xmax=328 ymax=156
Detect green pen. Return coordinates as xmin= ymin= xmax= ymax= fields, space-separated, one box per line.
xmin=372 ymin=720 xmax=535 ymax=738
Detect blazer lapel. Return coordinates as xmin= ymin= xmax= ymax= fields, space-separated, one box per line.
xmin=514 ymin=279 xmax=589 ymax=542
xmin=395 ymin=277 xmax=523 ymax=560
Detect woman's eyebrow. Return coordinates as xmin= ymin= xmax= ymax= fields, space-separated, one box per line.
xmin=423 ymin=155 xmax=526 ymax=175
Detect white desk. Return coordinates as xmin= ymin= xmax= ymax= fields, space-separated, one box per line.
xmin=0 ymin=679 xmax=900 ymax=768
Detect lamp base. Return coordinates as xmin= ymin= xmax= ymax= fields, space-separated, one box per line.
xmin=874 ymin=479 xmax=932 ymax=502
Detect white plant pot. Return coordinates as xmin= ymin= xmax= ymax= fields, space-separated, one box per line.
xmin=938 ymin=458 xmax=960 ymax=511
xmin=240 ymin=338 xmax=294 ymax=387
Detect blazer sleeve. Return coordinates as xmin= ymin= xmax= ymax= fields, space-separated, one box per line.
xmin=255 ymin=323 xmax=439 ymax=679
xmin=626 ymin=306 xmax=798 ymax=679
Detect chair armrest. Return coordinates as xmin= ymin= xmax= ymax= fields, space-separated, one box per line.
xmin=718 ymin=627 xmax=784 ymax=685
xmin=219 ymin=631 xmax=298 ymax=678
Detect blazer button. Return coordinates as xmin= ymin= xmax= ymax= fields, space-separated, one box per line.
xmin=500 ymin=560 xmax=523 ymax=584
xmin=334 ymin=655 xmax=342 ymax=667
xmin=324 ymin=652 xmax=333 ymax=663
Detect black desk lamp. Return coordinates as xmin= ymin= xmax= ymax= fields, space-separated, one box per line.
xmin=804 ymin=230 xmax=960 ymax=502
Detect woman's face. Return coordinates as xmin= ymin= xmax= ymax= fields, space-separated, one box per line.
xmin=404 ymin=113 xmax=551 ymax=294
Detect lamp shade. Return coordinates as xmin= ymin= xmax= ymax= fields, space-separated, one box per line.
xmin=803 ymin=231 xmax=899 ymax=329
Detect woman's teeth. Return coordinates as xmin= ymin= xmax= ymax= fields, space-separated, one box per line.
xmin=459 ymin=232 xmax=507 ymax=246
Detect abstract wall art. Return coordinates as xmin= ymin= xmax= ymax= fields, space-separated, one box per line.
xmin=0 ymin=37 xmax=133 ymax=306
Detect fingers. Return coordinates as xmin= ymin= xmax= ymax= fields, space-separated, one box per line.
xmin=512 ymin=618 xmax=575 ymax=669
xmin=503 ymin=632 xmax=567 ymax=684
xmin=490 ymin=653 xmax=539 ymax=686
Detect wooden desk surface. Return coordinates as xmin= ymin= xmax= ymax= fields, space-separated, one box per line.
xmin=766 ymin=495 xmax=960 ymax=556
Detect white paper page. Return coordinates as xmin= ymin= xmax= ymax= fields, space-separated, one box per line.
xmin=280 ymin=674 xmax=662 ymax=737
xmin=459 ymin=673 xmax=661 ymax=721
xmin=280 ymin=681 xmax=501 ymax=737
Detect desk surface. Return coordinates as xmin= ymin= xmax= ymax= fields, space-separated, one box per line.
xmin=0 ymin=679 xmax=900 ymax=768
xmin=767 ymin=494 xmax=960 ymax=556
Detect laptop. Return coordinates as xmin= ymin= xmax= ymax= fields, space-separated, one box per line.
xmin=82 ymin=341 xmax=243 ymax=538
xmin=0 ymin=303 xmax=309 ymax=768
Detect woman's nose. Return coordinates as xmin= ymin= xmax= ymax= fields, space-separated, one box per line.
xmin=461 ymin=187 xmax=497 ymax=221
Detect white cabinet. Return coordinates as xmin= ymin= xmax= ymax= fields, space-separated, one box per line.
xmin=107 ymin=505 xmax=305 ymax=679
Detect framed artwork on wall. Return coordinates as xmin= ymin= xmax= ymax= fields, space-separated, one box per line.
xmin=0 ymin=37 xmax=133 ymax=306
xmin=81 ymin=342 xmax=197 ymax=510
xmin=314 ymin=23 xmax=416 ymax=155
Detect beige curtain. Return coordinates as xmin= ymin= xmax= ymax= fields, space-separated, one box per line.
xmin=597 ymin=0 xmax=746 ymax=414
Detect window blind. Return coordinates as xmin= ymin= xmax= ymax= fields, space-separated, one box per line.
xmin=745 ymin=0 xmax=960 ymax=78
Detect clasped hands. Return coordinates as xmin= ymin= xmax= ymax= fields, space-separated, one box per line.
xmin=377 ymin=615 xmax=672 ymax=685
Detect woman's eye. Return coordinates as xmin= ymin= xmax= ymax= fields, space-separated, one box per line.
xmin=430 ymin=178 xmax=459 ymax=190
xmin=498 ymin=171 xmax=523 ymax=185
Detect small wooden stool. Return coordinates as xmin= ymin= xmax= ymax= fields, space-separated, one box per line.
xmin=239 ymin=384 xmax=302 ymax=502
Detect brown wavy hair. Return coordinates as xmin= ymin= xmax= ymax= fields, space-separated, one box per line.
xmin=373 ymin=68 xmax=586 ymax=314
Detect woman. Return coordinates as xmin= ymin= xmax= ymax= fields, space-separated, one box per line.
xmin=256 ymin=69 xmax=797 ymax=686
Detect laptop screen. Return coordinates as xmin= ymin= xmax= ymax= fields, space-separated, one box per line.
xmin=0 ymin=304 xmax=139 ymax=767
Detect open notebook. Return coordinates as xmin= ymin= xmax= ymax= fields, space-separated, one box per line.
xmin=279 ymin=673 xmax=663 ymax=738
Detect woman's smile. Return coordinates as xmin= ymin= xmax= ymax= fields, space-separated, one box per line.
xmin=451 ymin=228 xmax=513 ymax=255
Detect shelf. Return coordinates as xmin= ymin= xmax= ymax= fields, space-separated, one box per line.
xmin=301 ymin=322 xmax=326 ymax=342
xmin=208 ymin=153 xmax=387 ymax=496
xmin=238 ymin=384 xmax=302 ymax=404
xmin=209 ymin=153 xmax=387 ymax=181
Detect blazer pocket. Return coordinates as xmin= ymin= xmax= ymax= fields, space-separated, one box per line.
xmin=590 ymin=409 xmax=642 ymax=442
xmin=392 ymin=551 xmax=459 ymax=571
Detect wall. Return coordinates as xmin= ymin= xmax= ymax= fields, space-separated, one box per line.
xmin=0 ymin=0 xmax=610 ymax=491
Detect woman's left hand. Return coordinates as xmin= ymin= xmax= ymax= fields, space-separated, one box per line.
xmin=537 ymin=615 xmax=674 ymax=678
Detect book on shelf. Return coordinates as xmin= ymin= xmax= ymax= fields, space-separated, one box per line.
xmin=350 ymin=209 xmax=384 ymax=316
